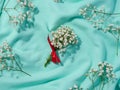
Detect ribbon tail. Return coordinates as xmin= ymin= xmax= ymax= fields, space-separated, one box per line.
xmin=51 ymin=50 xmax=61 ymax=64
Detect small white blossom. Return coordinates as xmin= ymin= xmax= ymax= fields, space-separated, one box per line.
xmin=73 ymin=84 xmax=78 ymax=89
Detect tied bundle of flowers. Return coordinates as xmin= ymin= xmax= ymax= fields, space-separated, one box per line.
xmin=44 ymin=25 xmax=78 ymax=67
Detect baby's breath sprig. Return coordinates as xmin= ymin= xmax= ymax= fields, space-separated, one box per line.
xmin=79 ymin=4 xmax=106 ymax=30
xmin=0 ymin=41 xmax=31 ymax=77
xmin=86 ymin=62 xmax=115 ymax=90
xmin=69 ymin=62 xmax=116 ymax=90
xmin=44 ymin=25 xmax=78 ymax=67
xmin=79 ymin=4 xmax=120 ymax=29
xmin=104 ymin=24 xmax=120 ymax=55
xmin=2 ymin=0 xmax=38 ymax=31
xmin=79 ymin=4 xmax=120 ymax=55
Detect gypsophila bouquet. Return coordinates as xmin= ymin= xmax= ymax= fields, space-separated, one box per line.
xmin=85 ymin=62 xmax=115 ymax=90
xmin=3 ymin=0 xmax=38 ymax=31
xmin=51 ymin=26 xmax=78 ymax=51
xmin=0 ymin=41 xmax=31 ymax=76
xmin=44 ymin=25 xmax=78 ymax=67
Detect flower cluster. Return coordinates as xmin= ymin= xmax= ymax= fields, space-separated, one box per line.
xmin=69 ymin=62 xmax=116 ymax=90
xmin=79 ymin=4 xmax=106 ymax=30
xmin=51 ymin=25 xmax=78 ymax=52
xmin=0 ymin=41 xmax=30 ymax=76
xmin=104 ymin=24 xmax=120 ymax=34
xmin=69 ymin=84 xmax=84 ymax=90
xmin=0 ymin=42 xmax=13 ymax=72
xmin=104 ymin=23 xmax=120 ymax=55
xmin=98 ymin=62 xmax=115 ymax=79
xmin=86 ymin=62 xmax=115 ymax=90
xmin=17 ymin=0 xmax=34 ymax=7
xmin=3 ymin=0 xmax=38 ymax=31
xmin=79 ymin=4 xmax=120 ymax=55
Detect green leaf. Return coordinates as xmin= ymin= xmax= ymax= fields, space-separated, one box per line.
xmin=44 ymin=55 xmax=52 ymax=67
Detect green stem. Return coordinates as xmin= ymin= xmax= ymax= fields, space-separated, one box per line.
xmin=92 ymin=79 xmax=95 ymax=90
xmin=116 ymin=38 xmax=119 ymax=56
xmin=99 ymin=83 xmax=102 ymax=90
xmin=44 ymin=55 xmax=51 ymax=67
xmin=4 ymin=9 xmax=11 ymax=18
xmin=13 ymin=69 xmax=31 ymax=76
xmin=101 ymin=83 xmax=105 ymax=90
xmin=14 ymin=58 xmax=22 ymax=70
xmin=94 ymin=10 xmax=120 ymax=15
xmin=20 ymin=70 xmax=31 ymax=76
xmin=88 ymin=75 xmax=95 ymax=90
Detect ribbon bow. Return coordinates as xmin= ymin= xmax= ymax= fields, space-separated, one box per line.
xmin=47 ymin=36 xmax=61 ymax=63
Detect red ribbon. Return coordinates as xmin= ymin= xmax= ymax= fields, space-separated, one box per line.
xmin=47 ymin=36 xmax=61 ymax=63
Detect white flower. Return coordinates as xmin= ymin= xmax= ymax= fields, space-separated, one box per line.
xmin=73 ymin=84 xmax=78 ymax=89
xmin=106 ymin=69 xmax=110 ymax=73
xmin=98 ymin=72 xmax=102 ymax=76
xmin=106 ymin=74 xmax=110 ymax=78
xmin=80 ymin=9 xmax=86 ymax=16
xmin=69 ymin=88 xmax=72 ymax=90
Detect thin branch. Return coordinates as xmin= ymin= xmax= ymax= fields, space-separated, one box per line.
xmin=111 ymin=32 xmax=117 ymax=39
xmin=12 ymin=69 xmax=31 ymax=76
xmin=94 ymin=10 xmax=120 ymax=15
xmin=4 ymin=9 xmax=11 ymax=18
xmin=4 ymin=0 xmax=11 ymax=8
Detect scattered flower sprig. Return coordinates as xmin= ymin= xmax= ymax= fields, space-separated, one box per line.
xmin=86 ymin=62 xmax=115 ymax=90
xmin=0 ymin=41 xmax=31 ymax=76
xmin=79 ymin=4 xmax=120 ymax=29
xmin=79 ymin=4 xmax=120 ymax=55
xmin=79 ymin=4 xmax=106 ymax=30
xmin=44 ymin=25 xmax=78 ymax=67
xmin=104 ymin=24 xmax=120 ymax=55
xmin=3 ymin=0 xmax=38 ymax=31
xmin=69 ymin=62 xmax=116 ymax=90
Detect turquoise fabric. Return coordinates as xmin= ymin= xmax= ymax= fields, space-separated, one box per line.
xmin=0 ymin=0 xmax=120 ymax=90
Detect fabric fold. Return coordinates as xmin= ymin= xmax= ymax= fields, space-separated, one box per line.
xmin=0 ymin=0 xmax=5 ymax=16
